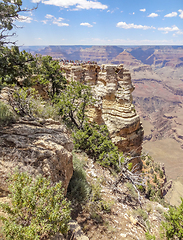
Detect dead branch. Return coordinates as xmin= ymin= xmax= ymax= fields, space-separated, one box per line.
xmin=112 ymin=154 xmax=147 ymax=206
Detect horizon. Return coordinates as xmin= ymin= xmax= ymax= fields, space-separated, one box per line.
xmin=20 ymin=44 xmax=183 ymax=47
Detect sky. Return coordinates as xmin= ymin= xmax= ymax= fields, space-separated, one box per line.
xmin=14 ymin=0 xmax=183 ymax=46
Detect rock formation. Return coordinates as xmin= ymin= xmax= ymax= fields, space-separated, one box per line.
xmin=60 ymin=63 xmax=144 ymax=157
xmin=0 ymin=116 xmax=73 ymax=195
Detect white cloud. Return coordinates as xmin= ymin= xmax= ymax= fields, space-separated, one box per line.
xmin=42 ymin=14 xmax=69 ymax=27
xmin=148 ymin=13 xmax=158 ymax=18
xmin=53 ymin=17 xmax=68 ymax=26
xmin=177 ymin=30 xmax=183 ymax=35
xmin=80 ymin=22 xmax=93 ymax=27
xmin=41 ymin=20 xmax=48 ymax=24
xmin=116 ymin=21 xmax=155 ymax=30
xmin=178 ymin=9 xmax=183 ymax=19
xmin=173 ymin=30 xmax=183 ymax=36
xmin=133 ymin=12 xmax=135 ymax=15
xmin=140 ymin=9 xmax=146 ymax=12
xmin=164 ymin=12 xmax=177 ymax=17
xmin=38 ymin=0 xmax=108 ymax=10
xmin=45 ymin=14 xmax=54 ymax=19
xmin=32 ymin=0 xmax=41 ymax=3
xmin=18 ymin=16 xmax=33 ymax=23
xmin=158 ymin=25 xmax=179 ymax=34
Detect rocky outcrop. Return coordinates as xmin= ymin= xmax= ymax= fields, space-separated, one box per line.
xmin=61 ymin=63 xmax=144 ymax=157
xmin=0 ymin=118 xmax=73 ymax=195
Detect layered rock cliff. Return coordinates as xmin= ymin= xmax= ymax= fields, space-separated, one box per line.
xmin=61 ymin=63 xmax=144 ymax=157
xmin=0 ymin=89 xmax=73 ymax=195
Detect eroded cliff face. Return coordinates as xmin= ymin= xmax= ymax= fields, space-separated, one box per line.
xmin=0 ymin=116 xmax=73 ymax=195
xmin=61 ymin=63 xmax=144 ymax=157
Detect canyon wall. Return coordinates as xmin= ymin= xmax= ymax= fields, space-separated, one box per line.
xmin=60 ymin=63 xmax=144 ymax=157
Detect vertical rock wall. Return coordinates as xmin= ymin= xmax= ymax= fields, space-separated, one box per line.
xmin=61 ymin=63 xmax=144 ymax=157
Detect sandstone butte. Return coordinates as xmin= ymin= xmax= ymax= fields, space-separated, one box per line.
xmin=60 ymin=63 xmax=144 ymax=160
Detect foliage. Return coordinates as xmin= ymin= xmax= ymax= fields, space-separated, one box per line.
xmin=146 ymin=203 xmax=153 ymax=213
xmin=153 ymin=174 xmax=157 ymax=183
xmin=11 ymin=87 xmax=60 ymax=120
xmin=159 ymin=170 xmax=164 ymax=178
xmin=86 ymin=180 xmax=114 ymax=222
xmin=125 ymin=182 xmax=138 ymax=199
xmin=160 ymin=197 xmax=183 ymax=240
xmin=145 ymin=231 xmax=156 ymax=240
xmin=128 ymin=162 xmax=133 ymax=171
xmin=56 ymin=80 xmax=122 ymax=169
xmin=132 ymin=208 xmax=148 ymax=221
xmin=37 ymin=56 xmax=67 ymax=99
xmin=0 ymin=46 xmax=36 ymax=86
xmin=67 ymin=153 xmax=113 ymax=223
xmin=67 ymin=153 xmax=91 ymax=203
xmin=0 ymin=0 xmax=37 ymax=46
xmin=73 ymin=122 xmax=123 ymax=170
xmin=12 ymin=87 xmax=39 ymax=118
xmin=0 ymin=100 xmax=16 ymax=126
xmin=0 ymin=171 xmax=71 ymax=240
xmin=56 ymin=80 xmax=95 ymax=130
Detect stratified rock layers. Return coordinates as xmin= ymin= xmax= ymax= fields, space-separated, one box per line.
xmin=61 ymin=64 xmax=144 ymax=156
xmin=0 ymin=119 xmax=73 ymax=195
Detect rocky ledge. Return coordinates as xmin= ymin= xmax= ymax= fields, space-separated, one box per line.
xmin=0 ymin=118 xmax=73 ymax=195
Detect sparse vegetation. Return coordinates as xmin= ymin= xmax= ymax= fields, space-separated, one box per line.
xmin=145 ymin=231 xmax=156 ymax=240
xmin=0 ymin=100 xmax=16 ymax=126
xmin=146 ymin=203 xmax=153 ymax=213
xmin=0 ymin=172 xmax=71 ymax=240
xmin=12 ymin=87 xmax=60 ymax=120
xmin=160 ymin=197 xmax=183 ymax=240
xmin=125 ymin=182 xmax=138 ymax=199
xmin=132 ymin=208 xmax=148 ymax=222
xmin=67 ymin=153 xmax=91 ymax=203
xmin=68 ymin=153 xmax=114 ymax=225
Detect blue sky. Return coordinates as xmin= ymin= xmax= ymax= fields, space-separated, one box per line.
xmin=15 ymin=0 xmax=183 ymax=46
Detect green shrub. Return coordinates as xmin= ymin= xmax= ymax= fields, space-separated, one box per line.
xmin=146 ymin=203 xmax=153 ymax=213
xmin=67 ymin=153 xmax=91 ymax=203
xmin=127 ymin=162 xmax=133 ymax=171
xmin=0 ymin=101 xmax=16 ymax=126
xmin=145 ymin=231 xmax=156 ymax=240
xmin=13 ymin=87 xmax=39 ymax=118
xmin=12 ymin=87 xmax=60 ymax=120
xmin=159 ymin=170 xmax=164 ymax=178
xmin=132 ymin=208 xmax=148 ymax=221
xmin=0 ymin=172 xmax=71 ymax=240
xmin=125 ymin=182 xmax=138 ymax=199
xmin=55 ymin=80 xmax=94 ymax=130
xmin=161 ymin=197 xmax=183 ymax=239
xmin=73 ymin=122 xmax=123 ymax=170
xmin=153 ymin=174 xmax=157 ymax=183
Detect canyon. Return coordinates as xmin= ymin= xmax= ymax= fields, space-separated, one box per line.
xmin=22 ymin=45 xmax=183 ymax=205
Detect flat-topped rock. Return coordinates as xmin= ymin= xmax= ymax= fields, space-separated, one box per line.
xmin=60 ymin=63 xmax=144 ymax=158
